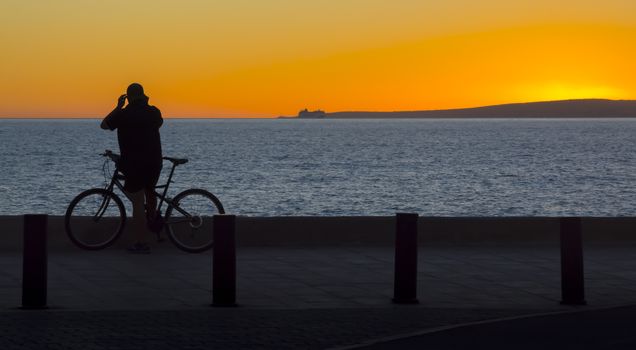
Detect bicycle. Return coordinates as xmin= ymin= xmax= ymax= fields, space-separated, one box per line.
xmin=64 ymin=150 xmax=225 ymax=253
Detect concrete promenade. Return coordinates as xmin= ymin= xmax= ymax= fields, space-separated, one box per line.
xmin=1 ymin=215 xmax=635 ymax=348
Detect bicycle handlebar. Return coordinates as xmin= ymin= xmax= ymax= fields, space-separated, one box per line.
xmin=101 ymin=149 xmax=120 ymax=163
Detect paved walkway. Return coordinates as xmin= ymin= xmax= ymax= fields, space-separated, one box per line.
xmin=1 ymin=244 xmax=635 ymax=348
xmin=352 ymin=306 xmax=636 ymax=349
xmin=1 ymin=307 xmax=536 ymax=349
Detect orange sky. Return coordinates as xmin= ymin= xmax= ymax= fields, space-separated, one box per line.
xmin=1 ymin=1 xmax=635 ymax=118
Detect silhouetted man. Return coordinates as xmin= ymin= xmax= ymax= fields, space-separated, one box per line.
xmin=101 ymin=83 xmax=163 ymax=253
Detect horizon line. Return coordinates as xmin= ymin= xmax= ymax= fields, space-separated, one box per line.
xmin=1 ymin=98 xmax=635 ymax=119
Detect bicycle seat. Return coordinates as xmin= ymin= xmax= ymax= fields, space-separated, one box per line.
xmin=163 ymin=156 xmax=189 ymax=165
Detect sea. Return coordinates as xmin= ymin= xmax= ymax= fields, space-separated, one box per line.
xmin=1 ymin=118 xmax=635 ymax=217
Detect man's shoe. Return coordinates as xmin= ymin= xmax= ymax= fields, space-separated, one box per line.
xmin=126 ymin=242 xmax=151 ymax=254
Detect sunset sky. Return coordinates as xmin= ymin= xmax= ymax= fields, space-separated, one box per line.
xmin=1 ymin=0 xmax=635 ymax=118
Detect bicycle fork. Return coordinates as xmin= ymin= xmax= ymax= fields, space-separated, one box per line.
xmin=92 ymin=194 xmax=111 ymax=222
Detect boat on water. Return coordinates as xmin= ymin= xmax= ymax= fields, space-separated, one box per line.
xmin=297 ymin=109 xmax=326 ymax=118
xmin=276 ymin=108 xmax=327 ymax=119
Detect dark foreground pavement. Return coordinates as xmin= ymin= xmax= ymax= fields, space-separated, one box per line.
xmin=1 ymin=307 xmax=537 ymax=350
xmin=2 ymin=245 xmax=635 ymax=348
xmin=352 ymin=306 xmax=636 ymax=350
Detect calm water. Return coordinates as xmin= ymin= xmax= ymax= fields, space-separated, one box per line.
xmin=1 ymin=118 xmax=635 ymax=216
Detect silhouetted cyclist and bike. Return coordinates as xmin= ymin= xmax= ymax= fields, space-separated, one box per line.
xmin=64 ymin=83 xmax=224 ymax=253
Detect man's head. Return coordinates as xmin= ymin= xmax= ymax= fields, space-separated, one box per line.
xmin=126 ymin=83 xmax=148 ymax=102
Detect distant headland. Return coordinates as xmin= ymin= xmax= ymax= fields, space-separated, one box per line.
xmin=278 ymin=99 xmax=636 ymax=119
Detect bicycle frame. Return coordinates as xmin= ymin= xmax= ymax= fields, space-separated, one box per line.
xmin=102 ymin=160 xmax=193 ymax=223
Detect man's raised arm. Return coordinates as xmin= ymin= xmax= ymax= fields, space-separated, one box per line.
xmin=101 ymin=94 xmax=127 ymax=130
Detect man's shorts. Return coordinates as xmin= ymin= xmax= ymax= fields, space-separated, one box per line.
xmin=122 ymin=164 xmax=162 ymax=193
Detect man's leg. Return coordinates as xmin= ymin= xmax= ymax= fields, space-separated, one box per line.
xmin=145 ymin=187 xmax=157 ymax=219
xmin=127 ymin=189 xmax=147 ymax=244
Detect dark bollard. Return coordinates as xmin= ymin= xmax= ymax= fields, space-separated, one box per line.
xmin=393 ymin=213 xmax=419 ymax=304
xmin=212 ymin=214 xmax=237 ymax=307
xmin=22 ymin=214 xmax=48 ymax=309
xmin=560 ymin=217 xmax=586 ymax=305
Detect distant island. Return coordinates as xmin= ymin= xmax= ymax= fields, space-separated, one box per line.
xmin=279 ymin=99 xmax=636 ymax=119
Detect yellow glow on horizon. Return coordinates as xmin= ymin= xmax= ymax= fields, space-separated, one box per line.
xmin=521 ymin=83 xmax=627 ymax=103
xmin=1 ymin=1 xmax=636 ymax=117
xmin=183 ymin=23 xmax=636 ymax=115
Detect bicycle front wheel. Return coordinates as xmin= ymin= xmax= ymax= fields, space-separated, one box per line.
xmin=165 ymin=189 xmax=224 ymax=253
xmin=65 ymin=188 xmax=126 ymax=250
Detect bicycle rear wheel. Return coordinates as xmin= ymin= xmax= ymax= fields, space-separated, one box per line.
xmin=165 ymin=189 xmax=224 ymax=253
xmin=65 ymin=188 xmax=126 ymax=250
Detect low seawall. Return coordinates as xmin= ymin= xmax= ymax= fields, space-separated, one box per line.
xmin=1 ymin=216 xmax=635 ymax=252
